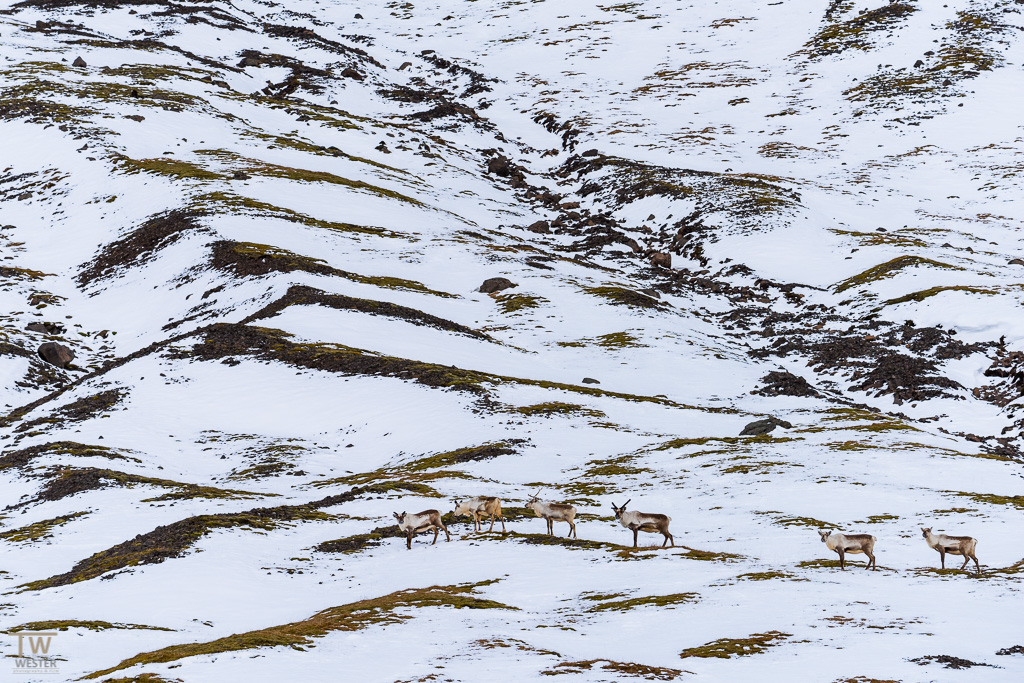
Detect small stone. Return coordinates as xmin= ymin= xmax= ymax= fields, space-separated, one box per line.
xmin=354 ymin=13 xmax=363 ymax=19
xmin=1009 ymin=258 xmax=1024 ymax=266
xmin=124 ymin=114 xmax=145 ymax=122
xmin=526 ymin=220 xmax=550 ymax=234
xmin=479 ymin=277 xmax=517 ymax=294
xmin=72 ymin=56 xmax=87 ymax=68
xmin=375 ymin=141 xmax=391 ymax=154
xmin=581 ymin=149 xmax=600 ymax=157
xmin=582 ymin=377 xmax=601 ymax=385
xmin=38 ymin=342 xmax=75 ymax=368
xmin=398 ymin=61 xmax=412 ymax=70
xmin=231 ymin=171 xmax=251 ymax=180
xmin=238 ymin=56 xmax=261 ymax=68
xmin=914 ymin=59 xmax=924 ymax=68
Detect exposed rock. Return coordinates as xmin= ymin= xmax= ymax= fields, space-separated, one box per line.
xmin=26 ymin=322 xmax=65 ymax=335
xmin=398 ymin=61 xmax=412 ymax=70
xmin=752 ymin=371 xmax=819 ymax=397
xmin=124 ymin=114 xmax=145 ymax=122
xmin=909 ymin=655 xmax=995 ymax=670
xmin=996 ymin=646 xmax=1024 ymax=656
xmin=582 ymin=377 xmax=600 ymax=385
xmin=341 ymin=67 xmax=364 ymax=80
xmin=38 ymin=342 xmax=75 ymax=368
xmin=231 ymin=171 xmax=251 ymax=180
xmin=650 ymin=252 xmax=672 ymax=269
xmin=740 ymin=416 xmax=793 ymax=436
xmin=1009 ymin=258 xmax=1024 ymax=266
xmin=526 ymin=220 xmax=550 ymax=234
xmin=479 ymin=277 xmax=517 ymax=294
xmin=72 ymin=56 xmax=87 ymax=68
xmin=237 ymin=56 xmax=261 ymax=67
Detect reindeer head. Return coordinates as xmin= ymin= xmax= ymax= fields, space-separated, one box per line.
xmin=920 ymin=527 xmax=931 ymax=537
xmin=611 ymin=499 xmax=632 ymax=519
xmin=818 ymin=529 xmax=831 ymax=543
xmin=525 ymin=490 xmax=542 ymax=508
xmin=393 ymin=512 xmax=406 ymax=524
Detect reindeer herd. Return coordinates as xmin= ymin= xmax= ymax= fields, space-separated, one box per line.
xmin=393 ymin=493 xmax=981 ymax=573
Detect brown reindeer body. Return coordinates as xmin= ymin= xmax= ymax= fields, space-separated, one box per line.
xmin=453 ymin=496 xmax=506 ymax=533
xmin=612 ymin=500 xmax=674 ymax=547
xmin=394 ymin=510 xmax=450 ymax=550
xmin=819 ymin=530 xmax=877 ymax=570
xmin=922 ymin=528 xmax=979 ymax=573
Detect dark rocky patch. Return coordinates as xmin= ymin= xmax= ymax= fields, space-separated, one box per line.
xmin=78 ymin=209 xmax=209 ymax=286
xmin=314 ymin=525 xmax=403 ymax=553
xmin=14 ymin=388 xmax=125 ymax=433
xmin=262 ymin=24 xmax=383 ymax=67
xmin=26 ymin=321 xmax=66 ymax=334
xmin=996 ymin=645 xmax=1024 ymax=656
xmin=909 ymin=655 xmax=996 ymax=670
xmin=752 ymin=371 xmax=820 ymax=398
xmin=0 ymin=442 xmax=125 ymax=472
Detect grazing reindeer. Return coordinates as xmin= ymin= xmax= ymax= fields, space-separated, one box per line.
xmin=525 ymin=491 xmax=577 ymax=538
xmin=818 ymin=530 xmax=877 ymax=570
xmin=453 ymin=496 xmax=506 ymax=533
xmin=393 ymin=510 xmax=450 ymax=550
xmin=611 ymin=499 xmax=674 ymax=548
xmin=921 ymin=527 xmax=979 ymax=573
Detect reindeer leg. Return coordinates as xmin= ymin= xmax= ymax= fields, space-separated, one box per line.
xmin=939 ymin=547 xmax=945 ymax=569
xmin=632 ymin=526 xmax=639 ymax=548
xmin=500 ymin=514 xmax=506 ymax=533
xmin=838 ymin=549 xmax=845 ymax=570
xmin=866 ymin=549 xmax=876 ymax=571
xmin=488 ymin=513 xmax=495 ymax=533
xmin=569 ymin=520 xmax=576 ymax=539
xmin=547 ymin=518 xmax=553 ymax=535
xmin=431 ymin=527 xmax=439 ymax=545
xmin=960 ymin=555 xmax=970 ymax=571
xmin=406 ymin=529 xmax=414 ymax=550
xmin=442 ymin=522 xmax=450 ymax=542
xmin=973 ymin=553 xmax=980 ymax=574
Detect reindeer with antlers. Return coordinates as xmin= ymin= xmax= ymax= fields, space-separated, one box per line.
xmin=611 ymin=499 xmax=674 ymax=548
xmin=525 ymin=490 xmax=577 ymax=538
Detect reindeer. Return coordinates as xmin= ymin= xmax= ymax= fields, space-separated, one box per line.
xmin=393 ymin=510 xmax=450 ymax=550
xmin=818 ymin=530 xmax=877 ymax=570
xmin=525 ymin=491 xmax=577 ymax=538
xmin=611 ymin=499 xmax=674 ymax=548
xmin=921 ymin=527 xmax=979 ymax=573
xmin=452 ymin=496 xmax=506 ymax=533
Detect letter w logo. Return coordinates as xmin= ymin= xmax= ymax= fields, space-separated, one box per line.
xmin=16 ymin=633 xmax=56 ymax=656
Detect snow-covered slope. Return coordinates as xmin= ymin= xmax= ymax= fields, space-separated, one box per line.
xmin=1 ymin=0 xmax=1023 ymax=680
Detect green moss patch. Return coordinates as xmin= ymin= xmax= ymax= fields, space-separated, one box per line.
xmin=883 ymin=285 xmax=999 ymax=307
xmin=735 ymin=571 xmax=800 ymax=582
xmin=241 ymin=285 xmax=480 ymax=339
xmin=85 ymin=582 xmax=512 ymax=679
xmin=2 ymin=620 xmax=173 ymax=633
xmin=949 ymin=492 xmax=1024 ymax=510
xmin=15 ymin=388 xmax=126 ymax=433
xmin=210 ymin=241 xmax=453 ymax=297
xmin=404 ymin=442 xmax=521 ymax=471
xmin=314 ymin=525 xmax=404 ymax=554
xmin=191 ymin=192 xmax=405 ymax=240
xmin=495 ymin=293 xmax=546 ymax=314
xmin=114 ymin=155 xmax=224 ymax=181
xmin=515 ymin=402 xmax=605 ymax=418
xmin=182 ymin=323 xmax=692 ymax=407
xmin=0 ymin=512 xmax=88 ymax=542
xmin=0 ymin=441 xmax=135 ymax=471
xmin=587 ymin=592 xmax=698 ymax=612
xmin=834 ymin=256 xmax=963 ymax=293
xmin=679 ymin=631 xmax=790 ymax=659
xmin=543 ymin=659 xmax=684 ymax=680
xmin=805 ymin=3 xmax=917 ymax=56
xmin=583 ymin=286 xmax=665 ymax=309
xmin=30 ymin=467 xmax=264 ymax=504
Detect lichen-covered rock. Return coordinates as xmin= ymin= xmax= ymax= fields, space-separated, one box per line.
xmin=739 ymin=416 xmax=793 ymax=436
xmin=479 ymin=277 xmax=517 ymax=294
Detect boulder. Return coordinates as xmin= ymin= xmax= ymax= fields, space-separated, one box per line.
xmin=582 ymin=377 xmax=601 ymax=385
xmin=740 ymin=416 xmax=793 ymax=436
xmin=38 ymin=342 xmax=74 ymax=368
xmin=650 ymin=252 xmax=672 ymax=269
xmin=72 ymin=56 xmax=87 ymax=68
xmin=479 ymin=277 xmax=517 ymax=294
xmin=526 ymin=220 xmax=550 ymax=234
xmin=341 ymin=68 xmax=364 ymax=81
